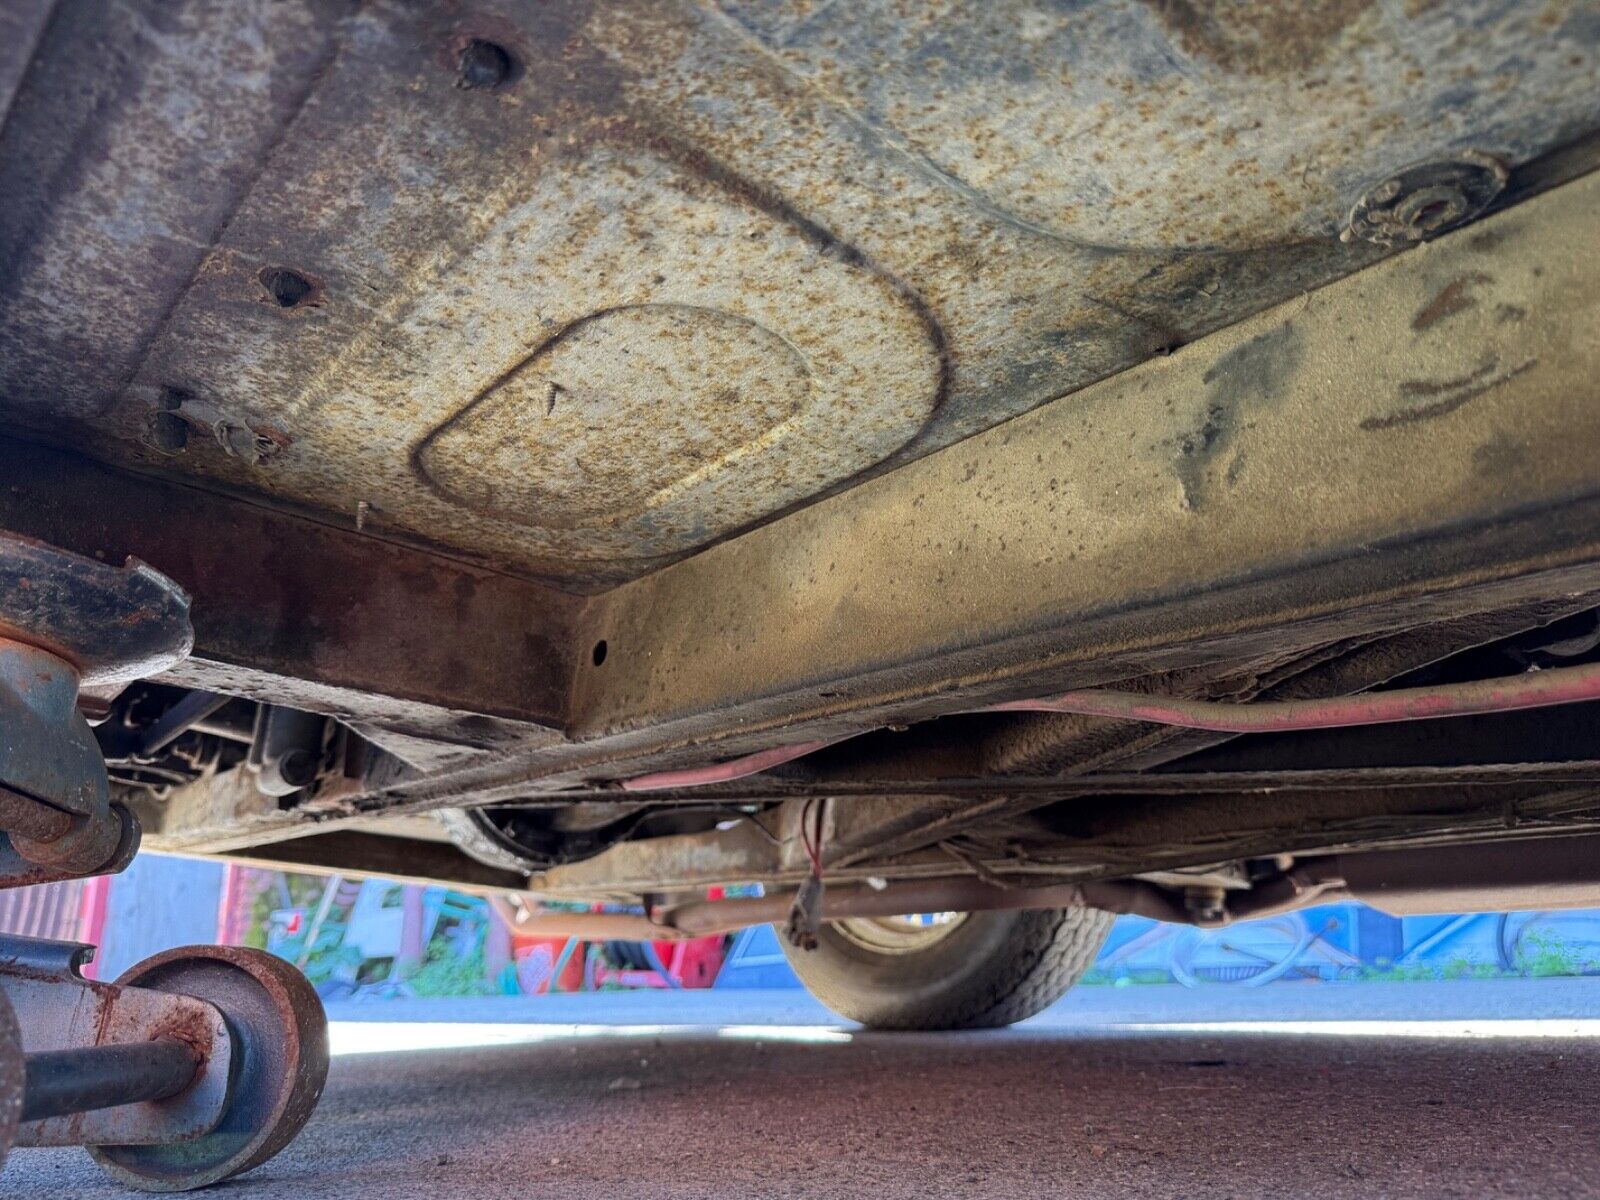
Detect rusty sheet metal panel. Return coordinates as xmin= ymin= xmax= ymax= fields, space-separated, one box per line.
xmin=0 ymin=439 xmax=580 ymax=738
xmin=154 ymin=166 xmax=1600 ymax=842
xmin=0 ymin=1 xmax=1596 ymax=587
xmin=568 ymin=169 xmax=1600 ymax=743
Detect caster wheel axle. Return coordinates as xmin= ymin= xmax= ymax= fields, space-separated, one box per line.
xmin=0 ymin=936 xmax=328 ymax=1192
xmin=20 ymin=1040 xmax=203 ymax=1124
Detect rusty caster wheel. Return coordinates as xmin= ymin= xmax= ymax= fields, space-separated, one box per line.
xmin=88 ymin=946 xmax=329 ymax=1193
xmin=0 ymin=990 xmax=20 ymax=1174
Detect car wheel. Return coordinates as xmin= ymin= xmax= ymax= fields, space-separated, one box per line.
xmin=779 ymin=907 xmax=1113 ymax=1030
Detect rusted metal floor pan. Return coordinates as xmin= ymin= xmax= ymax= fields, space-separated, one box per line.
xmin=1 ymin=1 xmax=1596 ymax=589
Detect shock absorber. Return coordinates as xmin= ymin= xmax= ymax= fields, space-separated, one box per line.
xmin=0 ymin=532 xmax=328 ymax=1192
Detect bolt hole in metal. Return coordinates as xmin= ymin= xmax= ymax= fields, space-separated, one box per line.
xmin=592 ymin=639 xmax=608 ymax=667
xmin=149 ymin=392 xmax=188 ymax=455
xmin=257 ymin=267 xmax=315 ymax=309
xmin=831 ymin=912 xmax=966 ymax=956
xmin=457 ymin=38 xmax=517 ymax=90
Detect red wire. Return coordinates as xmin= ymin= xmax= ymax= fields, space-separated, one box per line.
xmin=799 ymin=797 xmax=825 ymax=875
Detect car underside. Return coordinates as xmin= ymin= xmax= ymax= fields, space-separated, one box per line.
xmin=3 ymin=3 xmax=1600 ymax=1173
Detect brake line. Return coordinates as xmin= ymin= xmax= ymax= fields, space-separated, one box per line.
xmin=619 ymin=660 xmax=1600 ymax=792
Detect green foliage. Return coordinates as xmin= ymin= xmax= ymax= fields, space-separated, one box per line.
xmin=1358 ymin=961 xmax=1440 ymax=983
xmin=1079 ymin=968 xmax=1175 ymax=987
xmin=244 ymin=889 xmax=272 ymax=951
xmin=407 ymin=944 xmax=497 ymax=998
xmin=301 ymin=944 xmax=364 ymax=988
xmin=1517 ymin=932 xmax=1584 ymax=978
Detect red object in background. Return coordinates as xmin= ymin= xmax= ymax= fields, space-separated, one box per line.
xmin=586 ymin=933 xmax=728 ymax=991
xmin=511 ymin=934 xmax=589 ymax=994
xmin=655 ymin=936 xmax=726 ymax=988
xmin=75 ymin=875 xmax=111 ymax=978
xmin=0 ymin=877 xmax=107 ymax=976
xmin=511 ymin=891 xmax=730 ymax=992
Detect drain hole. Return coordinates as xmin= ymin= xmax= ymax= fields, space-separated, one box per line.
xmin=259 ymin=267 xmax=315 ymax=309
xmin=592 ymin=640 xmax=608 ymax=667
xmin=458 ymin=38 xmax=517 ymax=89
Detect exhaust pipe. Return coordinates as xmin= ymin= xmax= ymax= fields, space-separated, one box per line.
xmin=498 ymin=834 xmax=1600 ymax=941
xmin=1333 ymin=835 xmax=1600 ymax=916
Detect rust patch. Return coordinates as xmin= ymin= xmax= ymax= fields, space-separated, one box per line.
xmin=0 ymin=0 xmax=1596 ymax=587
xmin=1142 ymin=0 xmax=1374 ymax=75
xmin=417 ymin=303 xmax=817 ymax=530
xmin=247 ymin=424 xmax=294 ymax=452
xmin=152 ymin=1008 xmax=217 ymax=1066
xmin=1412 ymin=273 xmax=1493 ymax=331
xmin=1360 ymin=357 xmax=1538 ymax=431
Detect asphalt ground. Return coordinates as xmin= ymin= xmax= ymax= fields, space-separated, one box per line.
xmin=7 ymin=979 xmax=1599 ymax=1199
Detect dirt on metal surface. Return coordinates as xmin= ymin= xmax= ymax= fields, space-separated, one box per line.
xmin=572 ymin=170 xmax=1600 ymax=738
xmin=0 ymin=1 xmax=1596 ymax=586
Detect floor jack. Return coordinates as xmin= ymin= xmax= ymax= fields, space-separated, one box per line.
xmin=0 ymin=534 xmax=328 ymax=1191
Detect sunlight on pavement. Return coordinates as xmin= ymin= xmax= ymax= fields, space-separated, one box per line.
xmin=716 ymin=1024 xmax=853 ymax=1043
xmin=328 ymin=1016 xmax=1600 ymax=1056
xmin=329 ymin=1022 xmax=853 ymax=1056
xmin=330 ymin=1023 xmax=672 ymax=1055
xmin=1121 ymin=1019 xmax=1600 ymax=1039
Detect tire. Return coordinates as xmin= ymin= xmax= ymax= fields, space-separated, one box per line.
xmin=780 ymin=907 xmax=1114 ymax=1030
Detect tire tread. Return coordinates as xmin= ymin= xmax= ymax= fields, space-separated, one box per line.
xmin=785 ymin=907 xmax=1114 ymax=1031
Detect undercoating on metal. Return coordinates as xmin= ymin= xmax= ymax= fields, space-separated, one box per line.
xmin=60 ymin=163 xmax=1600 ymax=866
xmin=0 ymin=2 xmax=1597 ymax=588
xmin=0 ymin=441 xmax=578 ymax=744
xmin=3 ymin=3 xmax=1600 ymax=910
xmin=573 ymin=170 xmax=1600 ymax=745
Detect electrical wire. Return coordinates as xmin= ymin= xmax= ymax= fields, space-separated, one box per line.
xmin=617 ymin=660 xmax=1600 ymax=792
